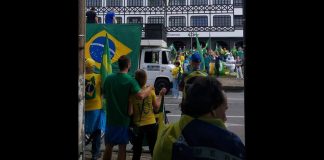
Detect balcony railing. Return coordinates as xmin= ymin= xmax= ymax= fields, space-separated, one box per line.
xmin=87 ymin=4 xmax=234 ymax=13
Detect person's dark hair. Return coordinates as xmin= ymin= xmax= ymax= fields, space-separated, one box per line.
xmin=90 ymin=7 xmax=95 ymax=11
xmin=181 ymin=76 xmax=225 ymax=118
xmin=118 ymin=55 xmax=130 ymax=71
xmin=174 ymin=61 xmax=180 ymax=66
xmin=135 ymin=69 xmax=147 ymax=87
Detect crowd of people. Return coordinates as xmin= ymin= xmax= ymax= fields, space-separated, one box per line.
xmin=85 ymin=55 xmax=245 ymax=160
xmin=172 ymin=46 xmax=245 ymax=79
xmin=85 ymin=8 xmax=245 ymax=160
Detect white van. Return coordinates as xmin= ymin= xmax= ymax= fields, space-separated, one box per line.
xmin=139 ymin=40 xmax=175 ymax=94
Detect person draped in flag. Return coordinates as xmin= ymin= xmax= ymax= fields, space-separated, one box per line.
xmin=102 ymin=56 xmax=153 ymax=160
xmin=128 ymin=69 xmax=166 ymax=160
xmin=153 ymin=77 xmax=245 ymax=160
xmin=84 ymin=58 xmax=106 ymax=160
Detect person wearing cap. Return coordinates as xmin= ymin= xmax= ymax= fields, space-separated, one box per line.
xmin=153 ymin=77 xmax=245 ymax=160
xmin=85 ymin=58 xmax=106 ymax=160
xmin=179 ymin=52 xmax=208 ymax=101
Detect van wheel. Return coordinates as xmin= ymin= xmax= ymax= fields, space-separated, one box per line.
xmin=154 ymin=78 xmax=170 ymax=95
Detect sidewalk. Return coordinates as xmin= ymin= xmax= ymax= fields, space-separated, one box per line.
xmin=85 ymin=142 xmax=152 ymax=160
xmin=85 ymin=152 xmax=152 ymax=160
xmin=217 ymin=77 xmax=244 ymax=91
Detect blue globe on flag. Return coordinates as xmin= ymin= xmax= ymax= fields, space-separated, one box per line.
xmin=89 ymin=37 xmax=116 ymax=63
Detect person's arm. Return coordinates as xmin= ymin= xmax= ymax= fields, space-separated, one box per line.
xmin=95 ymin=16 xmax=99 ymax=23
xmin=153 ymin=88 xmax=167 ymax=113
xmin=135 ymin=85 xmax=153 ymax=100
xmin=113 ymin=17 xmax=117 ymax=24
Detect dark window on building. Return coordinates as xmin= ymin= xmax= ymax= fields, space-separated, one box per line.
xmin=213 ymin=0 xmax=231 ymax=5
xmin=127 ymin=17 xmax=143 ymax=24
xmin=148 ymin=16 xmax=164 ymax=24
xmin=148 ymin=0 xmax=163 ymax=6
xmin=234 ymin=0 xmax=243 ymax=7
xmin=127 ymin=0 xmax=143 ymax=6
xmin=106 ymin=0 xmax=122 ymax=6
xmin=86 ymin=0 xmax=102 ymax=7
xmin=234 ymin=15 xmax=243 ymax=29
xmin=144 ymin=51 xmax=159 ymax=64
xmin=116 ymin=17 xmax=122 ymax=24
xmin=162 ymin=51 xmax=168 ymax=64
xmin=169 ymin=16 xmax=186 ymax=27
xmin=190 ymin=0 xmax=208 ymax=6
xmin=169 ymin=0 xmax=186 ymax=6
xmin=213 ymin=15 xmax=231 ymax=27
xmin=191 ymin=16 xmax=208 ymax=27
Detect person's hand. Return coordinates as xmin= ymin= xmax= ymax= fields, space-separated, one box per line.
xmin=159 ymin=88 xmax=167 ymax=96
xmin=146 ymin=85 xmax=154 ymax=90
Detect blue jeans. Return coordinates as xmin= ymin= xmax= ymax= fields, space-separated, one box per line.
xmin=172 ymin=78 xmax=179 ymax=98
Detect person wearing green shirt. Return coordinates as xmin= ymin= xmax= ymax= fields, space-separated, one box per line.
xmin=102 ymin=55 xmax=153 ymax=160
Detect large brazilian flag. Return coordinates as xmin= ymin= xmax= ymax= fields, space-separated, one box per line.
xmin=85 ymin=24 xmax=142 ymax=76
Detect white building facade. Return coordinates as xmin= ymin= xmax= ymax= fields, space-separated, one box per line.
xmin=86 ymin=0 xmax=244 ymax=50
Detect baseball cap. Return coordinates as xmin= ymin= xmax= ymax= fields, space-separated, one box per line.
xmin=190 ymin=52 xmax=201 ymax=63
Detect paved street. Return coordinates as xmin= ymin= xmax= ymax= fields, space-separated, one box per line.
xmin=85 ymin=91 xmax=244 ymax=159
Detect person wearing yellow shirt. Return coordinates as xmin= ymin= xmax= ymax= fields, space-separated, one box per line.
xmin=85 ymin=58 xmax=106 ymax=160
xmin=128 ymin=69 xmax=166 ymax=160
xmin=179 ymin=52 xmax=185 ymax=65
xmin=153 ymin=77 xmax=245 ymax=160
xmin=171 ymin=61 xmax=183 ymax=99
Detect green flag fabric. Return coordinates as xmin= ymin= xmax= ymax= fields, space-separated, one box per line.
xmin=85 ymin=24 xmax=142 ymax=77
xmin=100 ymin=33 xmax=112 ymax=87
xmin=195 ymin=34 xmax=205 ymax=71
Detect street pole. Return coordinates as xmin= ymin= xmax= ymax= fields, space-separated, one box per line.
xmin=163 ymin=0 xmax=168 ymax=40
xmin=209 ymin=30 xmax=211 ymax=51
xmin=78 ymin=0 xmax=85 ymax=159
xmin=191 ymin=32 xmax=192 ymax=51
